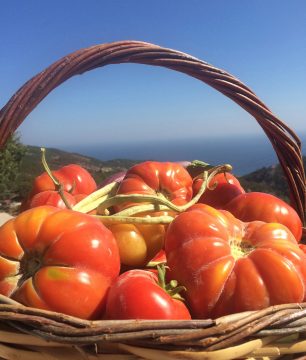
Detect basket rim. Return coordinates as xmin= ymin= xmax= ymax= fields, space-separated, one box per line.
xmin=0 ymin=40 xmax=304 ymax=226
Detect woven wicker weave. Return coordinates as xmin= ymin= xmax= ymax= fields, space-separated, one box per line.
xmin=0 ymin=41 xmax=305 ymax=359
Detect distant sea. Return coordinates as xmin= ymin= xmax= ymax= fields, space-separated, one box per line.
xmin=63 ymin=133 xmax=306 ymax=176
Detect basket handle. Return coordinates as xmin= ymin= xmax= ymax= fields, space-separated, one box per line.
xmin=0 ymin=40 xmax=305 ymax=228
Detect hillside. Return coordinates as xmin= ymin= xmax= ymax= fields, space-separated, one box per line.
xmin=240 ymin=156 xmax=306 ymax=201
xmin=21 ymin=146 xmax=138 ymax=178
xmin=17 ymin=146 xmax=139 ymax=198
xmin=21 ymin=146 xmax=305 ymax=199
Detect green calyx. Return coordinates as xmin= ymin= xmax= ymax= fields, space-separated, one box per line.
xmin=157 ymin=264 xmax=186 ymax=302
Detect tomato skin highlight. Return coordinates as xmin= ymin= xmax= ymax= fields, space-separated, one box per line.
xmin=225 ymin=192 xmax=303 ymax=242
xmin=0 ymin=206 xmax=120 ymax=319
xmin=193 ymin=172 xmax=245 ymax=209
xmin=105 ymin=269 xmax=191 ymax=320
xmin=165 ymin=203 xmax=306 ymax=319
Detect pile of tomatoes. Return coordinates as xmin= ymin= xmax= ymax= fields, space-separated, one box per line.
xmin=0 ymin=159 xmax=304 ymax=321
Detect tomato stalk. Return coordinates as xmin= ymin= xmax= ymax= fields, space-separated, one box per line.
xmin=41 ymin=148 xmax=72 ymax=209
xmin=72 ymin=162 xmax=233 ymax=226
xmin=95 ymin=214 xmax=174 ymax=225
xmin=72 ymin=181 xmax=119 ymax=213
xmin=157 ymin=264 xmax=186 ymax=301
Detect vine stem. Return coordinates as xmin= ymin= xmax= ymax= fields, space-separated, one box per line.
xmin=97 ymin=193 xmax=182 ymax=215
xmin=114 ymin=204 xmax=172 ymax=217
xmin=101 ymin=163 xmax=233 ymax=217
xmin=94 ymin=214 xmax=174 ymax=225
xmin=72 ymin=181 xmax=119 ymax=213
xmin=72 ymin=162 xmax=233 ymax=226
xmin=40 ymin=148 xmax=72 ymax=210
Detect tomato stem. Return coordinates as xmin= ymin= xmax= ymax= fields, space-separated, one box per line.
xmin=40 ymin=148 xmax=72 ymax=210
xmin=97 ymin=193 xmax=181 ymax=214
xmin=157 ymin=264 xmax=186 ymax=301
xmin=114 ymin=204 xmax=172 ymax=217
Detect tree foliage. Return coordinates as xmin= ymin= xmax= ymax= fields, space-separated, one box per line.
xmin=0 ymin=133 xmax=26 ymax=205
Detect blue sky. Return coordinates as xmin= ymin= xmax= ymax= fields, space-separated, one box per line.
xmin=0 ymin=0 xmax=305 ymax=149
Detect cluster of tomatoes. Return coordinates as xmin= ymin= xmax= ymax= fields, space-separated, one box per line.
xmin=0 ymin=159 xmax=304 ymax=321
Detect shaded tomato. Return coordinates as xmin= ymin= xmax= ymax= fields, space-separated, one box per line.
xmin=224 ymin=192 xmax=303 ymax=242
xmin=116 ymin=161 xmax=193 ymax=208
xmin=193 ymin=172 xmax=245 ymax=209
xmin=105 ymin=268 xmax=191 ymax=320
xmin=107 ymin=211 xmax=172 ymax=267
xmin=0 ymin=206 xmax=120 ymax=319
xmin=165 ymin=203 xmax=306 ymax=319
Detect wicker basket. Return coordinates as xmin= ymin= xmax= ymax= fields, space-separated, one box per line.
xmin=0 ymin=40 xmax=305 ymax=360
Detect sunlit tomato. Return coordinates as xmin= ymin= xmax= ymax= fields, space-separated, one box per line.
xmin=165 ymin=203 xmax=306 ymax=319
xmin=224 ymin=192 xmax=303 ymax=242
xmin=116 ymin=161 xmax=193 ymax=208
xmin=29 ymin=190 xmax=77 ymax=209
xmin=0 ymin=206 xmax=120 ymax=319
xmin=22 ymin=164 xmax=97 ymax=210
xmin=105 ymin=269 xmax=191 ymax=320
xmin=193 ymin=172 xmax=245 ymax=209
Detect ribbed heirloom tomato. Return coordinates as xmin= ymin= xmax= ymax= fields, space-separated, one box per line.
xmin=109 ymin=161 xmax=193 ymax=265
xmin=165 ymin=203 xmax=306 ymax=319
xmin=116 ymin=161 xmax=193 ymax=207
xmin=0 ymin=206 xmax=120 ymax=319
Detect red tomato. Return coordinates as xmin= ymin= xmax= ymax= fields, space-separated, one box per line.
xmin=149 ymin=249 xmax=167 ymax=265
xmin=165 ymin=203 xmax=306 ymax=319
xmin=116 ymin=161 xmax=193 ymax=208
xmin=29 ymin=190 xmax=77 ymax=209
xmin=299 ymin=244 xmax=306 ymax=254
xmin=32 ymin=164 xmax=97 ymax=196
xmin=0 ymin=206 xmax=120 ymax=319
xmin=224 ymin=192 xmax=303 ymax=242
xmin=23 ymin=164 xmax=97 ymax=210
xmin=193 ymin=172 xmax=245 ymax=209
xmin=105 ymin=269 xmax=191 ymax=320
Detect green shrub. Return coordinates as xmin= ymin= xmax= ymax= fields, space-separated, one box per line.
xmin=0 ymin=133 xmax=26 ymax=207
